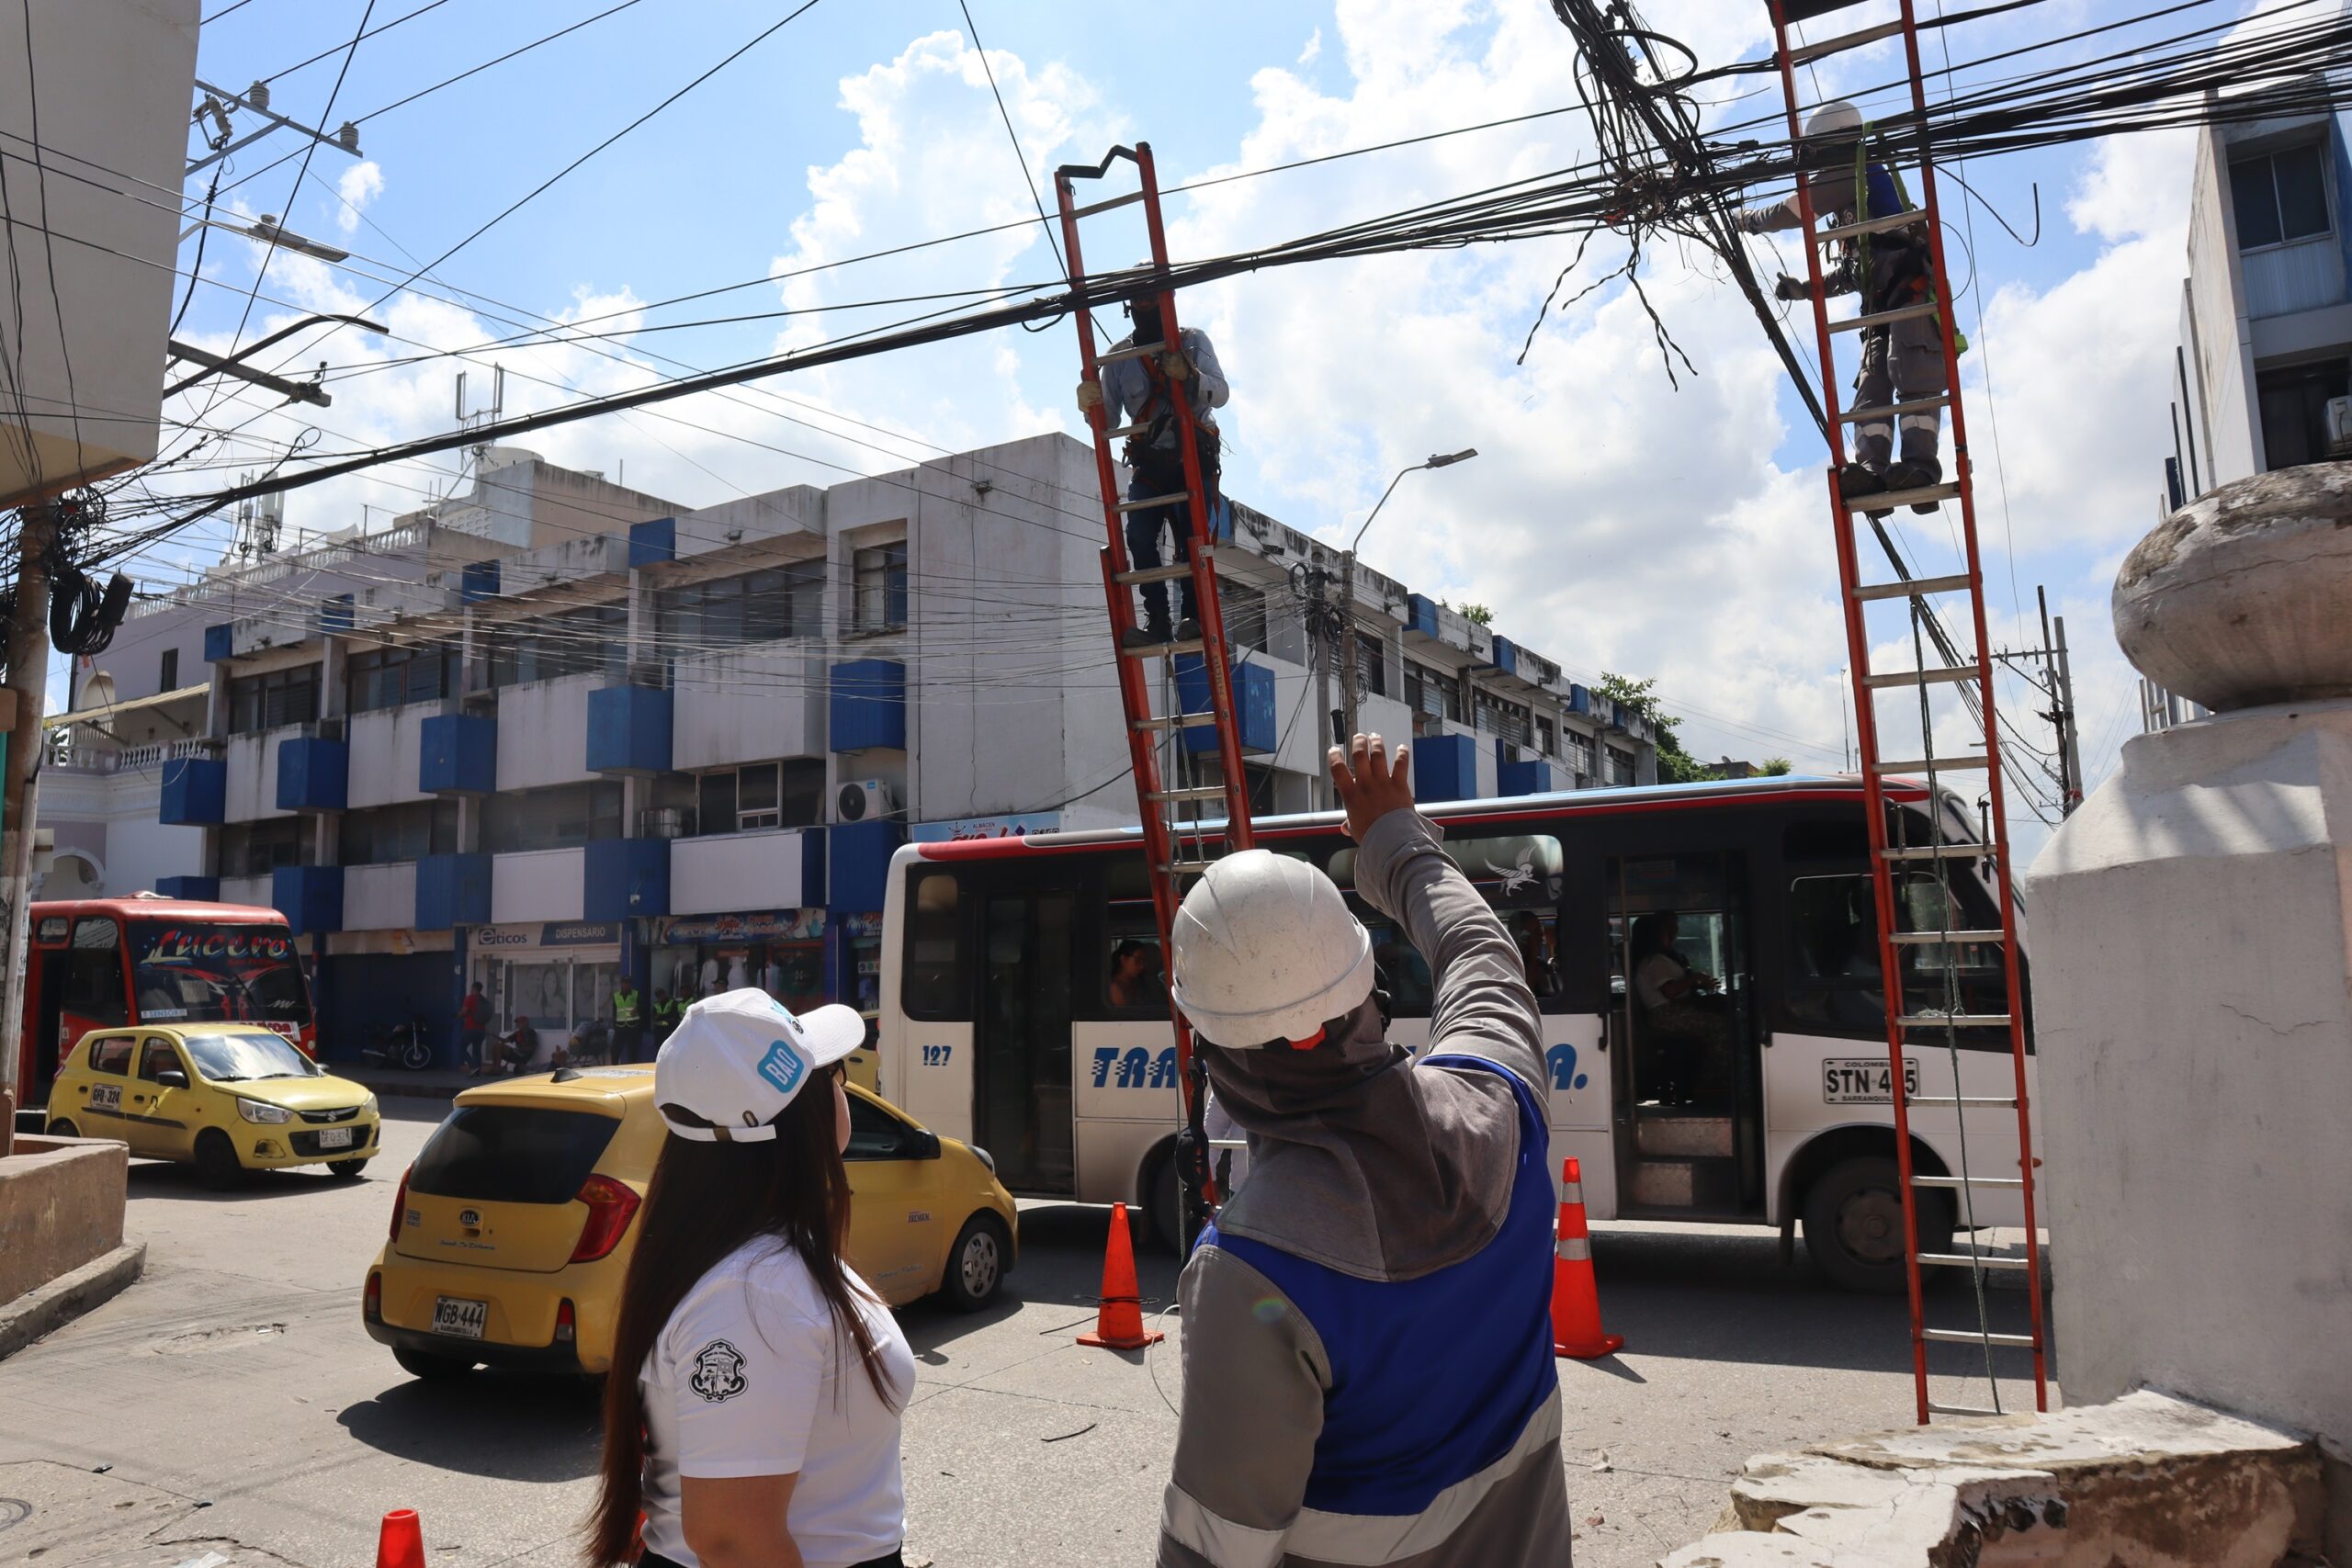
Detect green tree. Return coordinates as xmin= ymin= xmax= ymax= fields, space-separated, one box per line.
xmin=1594 ymin=671 xmax=1711 ymax=784
xmin=1758 ymin=756 xmax=1794 ymax=776
xmin=1462 ymin=604 xmax=1494 ymax=626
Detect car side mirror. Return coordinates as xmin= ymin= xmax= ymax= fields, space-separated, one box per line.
xmin=913 ymin=1129 xmax=942 ymax=1160
xmin=156 ymin=1069 xmax=189 ymax=1089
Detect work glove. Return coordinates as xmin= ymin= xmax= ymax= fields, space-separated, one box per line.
xmin=1773 ymin=273 xmax=1809 ymax=302
xmin=1160 ymin=349 xmax=1193 ymax=382
xmin=1077 ymin=380 xmax=1104 ymax=414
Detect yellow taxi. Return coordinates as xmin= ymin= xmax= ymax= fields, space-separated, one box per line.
xmin=363 ymin=1066 xmax=1017 ymax=1381
xmin=45 ymin=1025 xmax=380 ymax=1188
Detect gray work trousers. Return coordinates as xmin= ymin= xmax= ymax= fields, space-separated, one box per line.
xmin=1853 ymin=304 xmax=1945 ymax=468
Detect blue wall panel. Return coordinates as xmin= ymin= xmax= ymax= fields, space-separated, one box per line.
xmin=586 ymin=685 xmax=673 ymax=775
xmin=584 ymin=838 xmax=670 ymax=921
xmin=203 ymin=623 xmax=233 ymax=662
xmin=275 ymin=736 xmax=349 ymax=812
xmin=1405 ymin=594 xmax=1441 ymax=639
xmin=801 ymin=829 xmax=828 ymax=908
xmin=156 ymin=875 xmax=220 ymax=902
xmin=159 ymin=757 xmax=227 ymax=826
xmin=460 ymin=559 xmax=501 ymax=604
xmin=1488 ymin=635 xmax=1517 ymax=676
xmin=273 ymin=864 xmax=344 ymax=936
xmin=828 ymin=821 xmax=901 ymax=913
xmin=1414 ymin=732 xmax=1480 ymax=803
xmin=628 ymin=515 xmax=677 ymax=570
xmin=830 ymin=660 xmax=907 ymax=751
xmin=321 ymin=594 xmax=355 ymax=636
xmin=414 ymin=852 xmax=492 ymax=930
xmin=419 ymin=714 xmax=496 ymax=795
xmin=1174 ymin=656 xmax=1277 ymax=754
xmin=1498 ymin=758 xmax=1554 ymax=796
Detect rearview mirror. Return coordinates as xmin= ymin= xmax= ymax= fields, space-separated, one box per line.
xmin=156 ymin=1069 xmax=189 ymax=1089
xmin=913 ymin=1129 xmax=942 ymax=1160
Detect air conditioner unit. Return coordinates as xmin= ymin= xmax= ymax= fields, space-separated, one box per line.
xmin=835 ymin=779 xmax=897 ymax=824
xmin=2327 ymin=395 xmax=2352 ymax=457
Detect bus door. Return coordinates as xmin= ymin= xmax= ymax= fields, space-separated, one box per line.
xmin=972 ymin=880 xmax=1077 ymax=1195
xmin=1604 ymin=849 xmax=1766 ymax=1217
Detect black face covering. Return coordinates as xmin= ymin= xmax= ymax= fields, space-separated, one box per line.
xmin=1129 ymin=305 xmax=1165 ymax=344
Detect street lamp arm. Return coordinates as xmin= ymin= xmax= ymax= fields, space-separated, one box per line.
xmin=163 ymin=313 xmax=388 ymax=400
xmin=1348 ymin=447 xmax=1478 ymax=555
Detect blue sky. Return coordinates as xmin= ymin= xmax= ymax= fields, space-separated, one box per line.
xmin=143 ymin=0 xmax=2272 ymax=858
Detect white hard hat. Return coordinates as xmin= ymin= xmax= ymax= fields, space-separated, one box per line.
xmin=1170 ymin=851 xmax=1375 ymax=1047
xmin=1804 ymin=100 xmax=1863 ymax=139
xmin=653 ymin=987 xmax=864 ymax=1143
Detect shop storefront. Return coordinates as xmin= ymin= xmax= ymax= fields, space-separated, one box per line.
xmin=320 ymin=929 xmax=458 ymax=1066
xmin=469 ymin=920 xmax=624 ymax=1041
xmin=650 ymin=909 xmax=827 ymax=1013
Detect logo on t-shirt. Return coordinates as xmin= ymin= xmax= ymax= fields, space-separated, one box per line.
xmin=757 ymin=1040 xmax=807 ymax=1096
xmin=689 ymin=1338 xmax=748 ymax=1403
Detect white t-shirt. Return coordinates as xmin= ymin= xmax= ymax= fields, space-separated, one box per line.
xmin=1634 ymin=952 xmax=1687 ymax=1013
xmin=639 ymin=1237 xmax=914 ymax=1568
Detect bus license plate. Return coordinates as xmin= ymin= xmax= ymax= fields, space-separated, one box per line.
xmin=317 ymin=1125 xmax=354 ymax=1149
xmin=432 ymin=1297 xmax=488 ymax=1339
xmin=1823 ymin=1057 xmax=1920 ymax=1104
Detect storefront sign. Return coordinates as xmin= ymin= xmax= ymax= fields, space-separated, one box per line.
xmin=473 ymin=921 xmax=621 ymax=951
xmin=652 ymin=909 xmax=823 ymax=944
xmin=910 ymin=811 xmax=1062 ymax=843
xmin=839 ymin=913 xmax=885 ymax=938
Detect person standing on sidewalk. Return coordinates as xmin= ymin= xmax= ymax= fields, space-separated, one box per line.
xmin=1156 ymin=734 xmax=1571 ymax=1567
xmin=456 ymin=982 xmax=490 ymax=1076
xmin=612 ymin=976 xmax=646 ymax=1064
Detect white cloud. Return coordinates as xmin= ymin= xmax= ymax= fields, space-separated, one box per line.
xmin=334 ymin=161 xmax=384 ymax=235
xmin=1298 ymin=28 xmax=1322 ymax=66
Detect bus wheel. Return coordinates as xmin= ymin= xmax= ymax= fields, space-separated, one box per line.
xmin=194 ymin=1129 xmax=247 ymax=1190
xmin=1802 ymin=1156 xmax=1951 ymax=1294
xmin=45 ymin=1119 xmax=77 ymax=1138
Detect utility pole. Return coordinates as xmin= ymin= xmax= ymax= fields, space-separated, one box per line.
xmin=0 ymin=502 xmax=58 ymax=1153
xmin=1292 ymin=561 xmax=1336 ymax=807
xmin=2052 ymin=615 xmax=2084 ymax=817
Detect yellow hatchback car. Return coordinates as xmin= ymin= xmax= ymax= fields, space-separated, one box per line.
xmin=364 ymin=1066 xmax=1017 ymax=1381
xmin=45 ymin=1026 xmax=380 ymax=1188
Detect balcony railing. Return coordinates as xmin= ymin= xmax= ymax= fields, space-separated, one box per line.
xmin=49 ymin=735 xmax=222 ymax=774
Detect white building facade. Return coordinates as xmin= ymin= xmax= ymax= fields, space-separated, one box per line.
xmin=59 ymin=434 xmax=1652 ymax=1063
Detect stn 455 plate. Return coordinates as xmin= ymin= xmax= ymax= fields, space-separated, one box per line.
xmin=1822 ymin=1056 xmax=1920 ymax=1104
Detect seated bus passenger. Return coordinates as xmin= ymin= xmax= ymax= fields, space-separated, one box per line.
xmin=1629 ymin=912 xmax=1731 ymax=1105
xmin=1109 ymin=938 xmax=1165 ymax=1010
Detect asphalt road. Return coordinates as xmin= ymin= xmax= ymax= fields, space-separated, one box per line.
xmin=0 ymin=1099 xmax=2052 ymax=1568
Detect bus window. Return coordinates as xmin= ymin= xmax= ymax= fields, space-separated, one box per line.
xmin=902 ymin=871 xmax=965 ymax=1020
xmin=1103 ymin=934 xmax=1168 ymax=1015
xmin=62 ymin=919 xmax=128 ymax=1028
xmin=1329 ymin=834 xmax=1566 ymax=1008
xmin=1352 ymin=903 xmax=1435 ymax=1018
xmin=1784 ymin=872 xmax=2009 ymax=1046
xmin=126 ymin=921 xmax=309 ymax=1029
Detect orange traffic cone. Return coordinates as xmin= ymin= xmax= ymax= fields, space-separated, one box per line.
xmin=1552 ymin=1158 xmax=1624 ymax=1359
xmin=1077 ymin=1202 xmax=1163 ymax=1350
xmin=376 ymin=1508 xmax=425 ymax=1568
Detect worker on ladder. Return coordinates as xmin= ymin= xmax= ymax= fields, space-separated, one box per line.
xmin=1156 ymin=735 xmax=1572 ymax=1568
xmin=1078 ymin=287 xmax=1229 ymax=647
xmin=1739 ymin=100 xmax=1947 ymax=519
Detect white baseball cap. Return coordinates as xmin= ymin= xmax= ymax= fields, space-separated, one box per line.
xmin=653 ymin=987 xmax=865 ymax=1143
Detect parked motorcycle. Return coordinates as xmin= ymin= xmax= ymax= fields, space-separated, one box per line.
xmin=356 ymin=1016 xmax=435 ymax=1072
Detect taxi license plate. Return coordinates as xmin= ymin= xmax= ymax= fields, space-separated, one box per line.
xmin=1823 ymin=1057 xmax=1920 ymax=1104
xmin=317 ymin=1125 xmax=355 ymax=1150
xmin=432 ymin=1297 xmax=488 ymax=1339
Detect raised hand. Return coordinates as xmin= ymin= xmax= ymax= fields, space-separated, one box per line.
xmin=1327 ymin=732 xmax=1415 ymax=841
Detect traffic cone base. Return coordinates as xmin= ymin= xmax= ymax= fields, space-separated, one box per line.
xmin=1551 ymin=1157 xmax=1624 ymax=1360
xmin=1077 ymin=1201 xmax=1163 ymax=1350
xmin=376 ymin=1508 xmax=425 ymax=1568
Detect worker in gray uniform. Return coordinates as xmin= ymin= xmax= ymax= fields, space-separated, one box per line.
xmin=1157 ymin=734 xmax=1572 ymax=1568
xmin=1740 ymin=99 xmax=1949 ymax=518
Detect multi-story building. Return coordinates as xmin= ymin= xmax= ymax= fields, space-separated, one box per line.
xmin=51 ymin=434 xmax=1654 ymax=1062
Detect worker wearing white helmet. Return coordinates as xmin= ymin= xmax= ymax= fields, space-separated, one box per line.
xmin=1155 ymin=735 xmax=1572 ymax=1568
xmin=1738 ymin=99 xmax=1949 ymax=520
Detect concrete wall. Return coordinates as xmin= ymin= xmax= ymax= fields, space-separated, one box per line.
xmin=0 ymin=0 xmax=198 ymax=503
xmin=495 ymin=674 xmax=597 ymax=790
xmin=346 ymin=706 xmax=430 ymax=809
xmin=344 ymin=863 xmax=417 ymax=931
xmin=491 ymin=848 xmax=584 ymax=923
xmin=223 ymin=725 xmax=302 ymax=821
xmin=670 ymin=830 xmax=809 ymax=916
xmin=2187 ymin=121 xmax=2262 ymax=486
xmin=2026 ymin=701 xmax=2352 ymax=1465
xmin=220 ymin=874 xmax=270 ymax=908
xmin=36 ymin=770 xmax=203 ymax=896
xmin=0 ymin=1138 xmax=126 ymax=1308
xmin=671 ymin=646 xmax=827 ymax=770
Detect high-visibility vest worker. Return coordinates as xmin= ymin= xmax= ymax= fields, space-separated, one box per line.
xmin=653 ymin=992 xmax=686 ymax=1036
xmin=613 ymin=985 xmax=642 ymax=1027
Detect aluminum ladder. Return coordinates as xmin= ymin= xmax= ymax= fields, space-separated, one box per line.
xmin=1053 ymin=141 xmax=1256 ymax=1247
xmin=1767 ymin=0 xmax=2049 ymax=1422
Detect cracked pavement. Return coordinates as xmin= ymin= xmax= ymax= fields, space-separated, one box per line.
xmin=0 ymin=1098 xmax=2049 ymax=1567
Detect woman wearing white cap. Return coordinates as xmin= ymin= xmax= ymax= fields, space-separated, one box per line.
xmin=586 ymin=988 xmax=912 ymax=1568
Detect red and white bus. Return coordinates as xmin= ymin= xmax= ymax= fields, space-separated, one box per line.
xmin=17 ymin=895 xmax=315 ymax=1106
xmin=875 ymin=774 xmax=2034 ymax=1291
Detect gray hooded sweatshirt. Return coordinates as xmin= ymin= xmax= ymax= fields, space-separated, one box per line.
xmin=1157 ymin=807 xmax=1573 ymax=1568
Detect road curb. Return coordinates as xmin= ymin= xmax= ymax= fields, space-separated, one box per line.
xmin=0 ymin=1241 xmax=145 ymax=1361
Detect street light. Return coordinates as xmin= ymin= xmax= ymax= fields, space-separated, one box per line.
xmin=1337 ymin=447 xmax=1479 ymax=765
xmin=177 ymin=214 xmax=350 ymax=265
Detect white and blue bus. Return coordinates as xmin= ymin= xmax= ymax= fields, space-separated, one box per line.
xmin=876 ymin=774 xmax=2032 ymax=1290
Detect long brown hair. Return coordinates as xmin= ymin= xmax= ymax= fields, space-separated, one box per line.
xmin=585 ymin=1080 xmax=899 ymax=1565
